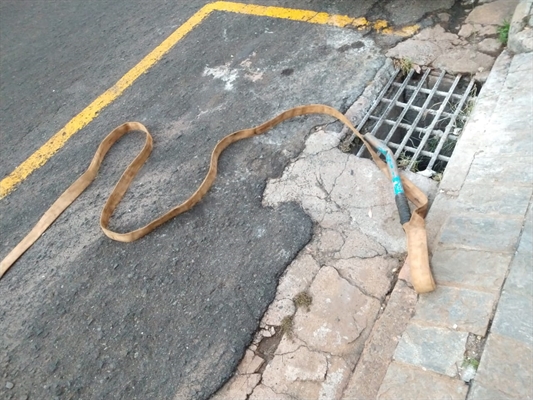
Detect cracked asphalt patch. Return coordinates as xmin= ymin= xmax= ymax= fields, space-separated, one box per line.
xmin=214 ymin=127 xmax=437 ymax=399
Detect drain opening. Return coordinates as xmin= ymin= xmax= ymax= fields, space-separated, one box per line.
xmin=346 ymin=68 xmax=478 ymax=178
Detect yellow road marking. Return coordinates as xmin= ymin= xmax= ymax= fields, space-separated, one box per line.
xmin=0 ymin=1 xmax=418 ymax=199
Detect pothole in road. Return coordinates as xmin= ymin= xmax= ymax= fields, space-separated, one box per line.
xmin=343 ymin=67 xmax=479 ymax=180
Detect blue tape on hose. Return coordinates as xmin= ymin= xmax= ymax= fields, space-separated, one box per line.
xmin=392 ymin=176 xmax=404 ymax=195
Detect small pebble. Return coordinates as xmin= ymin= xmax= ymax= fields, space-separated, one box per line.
xmin=5 ymin=381 xmax=14 ymax=389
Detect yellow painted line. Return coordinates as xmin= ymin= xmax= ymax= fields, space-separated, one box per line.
xmin=0 ymin=1 xmax=418 ymax=199
xmin=0 ymin=2 xmax=217 ymax=199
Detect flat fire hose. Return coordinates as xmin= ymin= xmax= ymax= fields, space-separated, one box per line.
xmin=0 ymin=104 xmax=436 ymax=293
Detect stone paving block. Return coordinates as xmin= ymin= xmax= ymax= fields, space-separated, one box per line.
xmin=474 ymin=333 xmax=533 ymax=399
xmin=342 ymin=281 xmax=417 ymax=400
xmin=394 ymin=323 xmax=468 ymax=377
xmin=488 ymin=138 xmax=533 ymax=158
xmin=505 ymin=250 xmax=533 ymax=299
xmin=465 ymin=155 xmax=533 ymax=187
xmin=425 ymin=194 xmax=457 ymax=249
xmin=465 ymin=0 xmax=519 ymax=25
xmin=431 ymin=248 xmax=511 ymax=292
xmin=468 ymin=381 xmax=523 ymax=400
xmin=376 ymin=361 xmax=468 ymax=400
xmin=518 ymin=201 xmax=533 ymax=254
xmin=413 ymin=286 xmax=496 ymax=336
xmin=477 ymin=38 xmax=502 ymax=56
xmin=457 ymin=183 xmax=532 ymax=216
xmin=454 ymin=114 xmax=531 ymax=161
xmin=439 ymin=215 xmax=523 ymax=253
xmin=487 ymin=100 xmax=533 ymax=132
xmin=508 ymin=213 xmax=533 ymax=295
xmin=491 ymin=289 xmax=533 ymax=345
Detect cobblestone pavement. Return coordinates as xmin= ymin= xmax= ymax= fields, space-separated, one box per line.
xmin=211 ymin=1 xmax=533 ymax=399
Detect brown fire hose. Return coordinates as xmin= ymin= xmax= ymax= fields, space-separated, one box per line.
xmin=0 ymin=104 xmax=435 ymax=293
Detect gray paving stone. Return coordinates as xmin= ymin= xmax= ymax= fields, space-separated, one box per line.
xmin=481 ymin=130 xmax=533 ymax=157
xmin=476 ymin=85 xmax=533 ymax=158
xmin=517 ymin=201 xmax=533 ymax=254
xmin=506 ymin=250 xmax=533 ymax=299
xmin=465 ymin=155 xmax=533 ymax=186
xmin=457 ymin=183 xmax=532 ymax=216
xmin=474 ymin=333 xmax=533 ymax=399
xmin=413 ymin=286 xmax=496 ymax=336
xmin=439 ymin=215 xmax=523 ymax=252
xmin=488 ymin=97 xmax=533 ymax=129
xmin=468 ymin=381 xmax=522 ymax=400
xmin=394 ymin=323 xmax=468 ymax=377
xmin=426 ymin=195 xmax=457 ymax=249
xmin=431 ymin=249 xmax=511 ymax=292
xmin=491 ymin=289 xmax=533 ymax=345
xmin=465 ymin=0 xmax=518 ymax=25
xmin=504 ymin=200 xmax=533 ymax=297
xmin=376 ymin=361 xmax=468 ymax=400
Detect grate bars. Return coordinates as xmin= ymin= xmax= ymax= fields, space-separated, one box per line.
xmin=350 ymin=68 xmax=477 ymax=175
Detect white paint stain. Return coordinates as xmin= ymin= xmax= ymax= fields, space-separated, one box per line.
xmin=255 ymin=227 xmax=266 ymax=238
xmin=203 ymin=64 xmax=238 ymax=91
xmin=203 ymin=55 xmax=263 ymax=90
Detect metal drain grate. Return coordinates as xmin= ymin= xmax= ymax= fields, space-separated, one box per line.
xmin=347 ymin=68 xmax=477 ymax=177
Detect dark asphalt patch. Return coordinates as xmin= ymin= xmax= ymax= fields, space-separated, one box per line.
xmin=1 ymin=11 xmax=385 ymax=400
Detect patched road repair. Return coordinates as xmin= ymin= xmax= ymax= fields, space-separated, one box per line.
xmin=1 ymin=1 xmax=457 ymax=398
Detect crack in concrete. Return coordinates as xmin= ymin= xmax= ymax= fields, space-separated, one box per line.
xmin=332 ymin=156 xmax=350 ymax=194
xmin=251 ymin=378 xmax=300 ymax=400
xmin=331 ymin=265 xmax=382 ymax=302
xmin=275 ymin=340 xmax=307 ymax=356
xmin=315 ymin=174 xmax=332 ymax=201
xmin=457 ymin=149 xmax=484 ymax=194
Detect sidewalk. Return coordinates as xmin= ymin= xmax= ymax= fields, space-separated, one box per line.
xmin=362 ymin=2 xmax=533 ymax=397
xmin=362 ymin=48 xmax=533 ymax=400
xmin=213 ymin=1 xmax=533 ymax=399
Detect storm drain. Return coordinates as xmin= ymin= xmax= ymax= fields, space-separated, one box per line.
xmin=346 ymin=68 xmax=477 ymax=177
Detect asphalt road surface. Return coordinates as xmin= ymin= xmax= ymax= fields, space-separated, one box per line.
xmin=1 ymin=1 xmax=455 ymax=398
